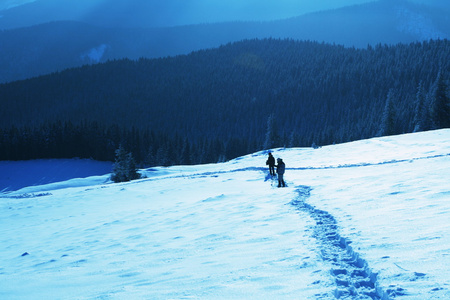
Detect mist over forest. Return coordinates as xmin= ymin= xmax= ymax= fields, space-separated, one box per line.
xmin=0 ymin=0 xmax=448 ymax=83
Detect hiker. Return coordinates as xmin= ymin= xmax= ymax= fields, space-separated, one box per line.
xmin=266 ymin=152 xmax=275 ymax=176
xmin=276 ymin=158 xmax=286 ymax=187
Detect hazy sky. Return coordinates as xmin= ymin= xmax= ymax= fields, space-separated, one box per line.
xmin=174 ymin=0 xmax=377 ymax=22
xmin=1 ymin=0 xmax=374 ymax=11
xmin=0 ymin=0 xmax=35 ymax=10
xmin=1 ymin=0 xmax=375 ymax=20
xmin=1 ymin=0 xmax=448 ymax=27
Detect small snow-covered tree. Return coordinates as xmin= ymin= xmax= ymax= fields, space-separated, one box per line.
xmin=111 ymin=145 xmax=141 ymax=183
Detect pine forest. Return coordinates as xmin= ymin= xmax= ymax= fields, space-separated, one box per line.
xmin=0 ymin=38 xmax=449 ymax=166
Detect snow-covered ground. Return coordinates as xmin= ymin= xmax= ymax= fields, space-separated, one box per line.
xmin=1 ymin=129 xmax=449 ymax=299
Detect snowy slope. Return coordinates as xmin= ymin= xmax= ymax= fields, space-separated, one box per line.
xmin=0 ymin=129 xmax=449 ymax=299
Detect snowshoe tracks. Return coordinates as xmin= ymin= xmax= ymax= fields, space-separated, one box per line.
xmin=292 ymin=186 xmax=391 ymax=300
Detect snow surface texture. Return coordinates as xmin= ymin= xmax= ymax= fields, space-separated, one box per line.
xmin=1 ymin=129 xmax=449 ymax=299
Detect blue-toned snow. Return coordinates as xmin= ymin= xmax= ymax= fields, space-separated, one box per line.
xmin=0 ymin=129 xmax=449 ymax=299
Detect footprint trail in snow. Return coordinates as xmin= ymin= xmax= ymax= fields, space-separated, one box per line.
xmin=292 ymin=186 xmax=391 ymax=300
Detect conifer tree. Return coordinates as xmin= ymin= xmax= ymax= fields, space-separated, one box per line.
xmin=156 ymin=146 xmax=170 ymax=167
xmin=413 ymin=82 xmax=427 ymax=132
xmin=111 ymin=145 xmax=141 ymax=183
xmin=180 ymin=138 xmax=192 ymax=165
xmin=263 ymin=114 xmax=280 ymax=150
xmin=288 ymin=130 xmax=301 ymax=148
xmin=429 ymin=71 xmax=450 ymax=129
xmin=379 ymin=89 xmax=396 ymax=136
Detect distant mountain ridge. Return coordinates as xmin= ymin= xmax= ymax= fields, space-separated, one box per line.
xmin=0 ymin=0 xmax=448 ymax=83
xmin=1 ymin=0 xmax=448 ymax=30
xmin=0 ymin=0 xmax=372 ymax=30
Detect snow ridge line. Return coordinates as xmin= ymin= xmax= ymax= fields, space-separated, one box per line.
xmin=3 ymin=153 xmax=447 ymax=197
xmin=291 ymin=186 xmax=391 ymax=300
xmin=141 ymin=152 xmax=449 ymax=181
xmin=287 ymin=153 xmax=450 ymax=171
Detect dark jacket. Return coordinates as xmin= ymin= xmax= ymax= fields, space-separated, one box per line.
xmin=276 ymin=160 xmax=285 ymax=175
xmin=267 ymin=154 xmax=275 ymax=166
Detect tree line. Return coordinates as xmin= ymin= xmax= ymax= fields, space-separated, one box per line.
xmin=0 ymin=121 xmax=255 ymax=166
xmin=0 ymin=38 xmax=449 ymax=166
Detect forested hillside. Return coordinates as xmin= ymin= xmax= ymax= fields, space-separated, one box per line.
xmin=1 ymin=0 xmax=448 ymax=83
xmin=1 ymin=39 xmax=449 ymax=165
